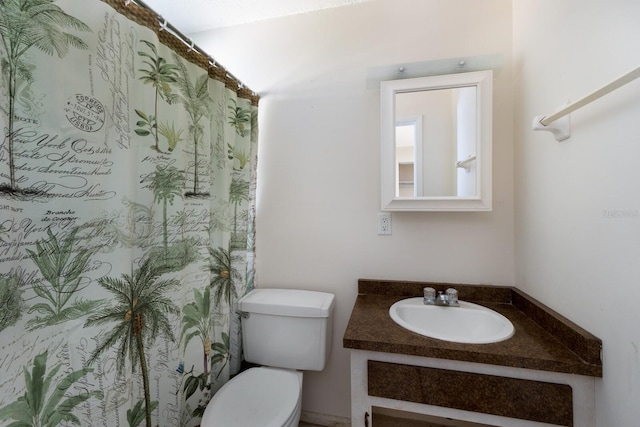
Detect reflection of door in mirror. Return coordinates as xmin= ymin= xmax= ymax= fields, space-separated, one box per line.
xmin=395 ymin=87 xmax=477 ymax=197
xmin=395 ymin=118 xmax=422 ymax=197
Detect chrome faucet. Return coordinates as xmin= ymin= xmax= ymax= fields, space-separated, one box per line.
xmin=423 ymin=287 xmax=459 ymax=307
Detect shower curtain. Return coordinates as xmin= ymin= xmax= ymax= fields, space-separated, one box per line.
xmin=0 ymin=1 xmax=259 ymax=426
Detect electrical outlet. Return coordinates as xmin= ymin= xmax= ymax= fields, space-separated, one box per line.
xmin=377 ymin=212 xmax=392 ymax=235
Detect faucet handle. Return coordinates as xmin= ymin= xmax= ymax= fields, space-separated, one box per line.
xmin=445 ymin=288 xmax=459 ymax=304
xmin=423 ymin=287 xmax=436 ymax=304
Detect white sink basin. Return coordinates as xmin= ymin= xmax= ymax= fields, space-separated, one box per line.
xmin=389 ymin=297 xmax=515 ymax=344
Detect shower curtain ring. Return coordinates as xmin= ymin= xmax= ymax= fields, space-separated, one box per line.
xmin=159 ymin=18 xmax=168 ymax=32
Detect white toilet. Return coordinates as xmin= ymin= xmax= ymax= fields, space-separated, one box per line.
xmin=201 ymin=288 xmax=335 ymax=427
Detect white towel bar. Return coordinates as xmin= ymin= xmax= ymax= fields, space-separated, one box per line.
xmin=455 ymin=155 xmax=476 ymax=173
xmin=533 ymin=66 xmax=640 ymax=141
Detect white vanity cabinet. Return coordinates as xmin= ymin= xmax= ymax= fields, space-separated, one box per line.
xmin=350 ymin=349 xmax=596 ymax=427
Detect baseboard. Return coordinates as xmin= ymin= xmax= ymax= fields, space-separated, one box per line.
xmin=300 ymin=410 xmax=351 ymax=427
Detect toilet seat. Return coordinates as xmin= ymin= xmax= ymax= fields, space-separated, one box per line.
xmin=201 ymin=367 xmax=302 ymax=427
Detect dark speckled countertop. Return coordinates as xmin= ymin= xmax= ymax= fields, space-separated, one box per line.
xmin=343 ymin=279 xmax=602 ymax=377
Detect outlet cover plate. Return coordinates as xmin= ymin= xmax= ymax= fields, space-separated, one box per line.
xmin=378 ymin=212 xmax=392 ymax=235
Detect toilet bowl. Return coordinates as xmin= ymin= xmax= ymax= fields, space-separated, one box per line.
xmin=201 ymin=367 xmax=302 ymax=427
xmin=199 ymin=288 xmax=335 ymax=427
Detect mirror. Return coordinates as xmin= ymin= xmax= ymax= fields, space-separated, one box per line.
xmin=381 ymin=70 xmax=492 ymax=211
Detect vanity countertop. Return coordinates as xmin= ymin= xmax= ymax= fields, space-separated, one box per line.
xmin=343 ymin=279 xmax=602 ymax=377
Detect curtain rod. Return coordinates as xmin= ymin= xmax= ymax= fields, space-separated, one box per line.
xmin=533 ymin=66 xmax=640 ymax=141
xmin=127 ymin=0 xmax=255 ymax=95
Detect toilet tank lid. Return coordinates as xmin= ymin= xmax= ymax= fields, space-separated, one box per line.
xmin=238 ymin=288 xmax=335 ymax=318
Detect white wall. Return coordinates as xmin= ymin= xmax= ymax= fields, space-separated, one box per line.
xmin=193 ymin=0 xmax=514 ymax=419
xmin=513 ymin=1 xmax=640 ymax=425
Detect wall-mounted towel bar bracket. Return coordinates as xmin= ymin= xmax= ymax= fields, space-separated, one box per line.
xmin=533 ymin=66 xmax=640 ymax=142
xmin=532 ymin=105 xmax=571 ymax=141
xmin=456 ymin=155 xmax=477 ymax=173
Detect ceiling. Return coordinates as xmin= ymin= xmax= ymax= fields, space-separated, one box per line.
xmin=141 ymin=0 xmax=371 ymax=34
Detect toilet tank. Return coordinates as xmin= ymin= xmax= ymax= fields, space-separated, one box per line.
xmin=238 ymin=288 xmax=335 ymax=371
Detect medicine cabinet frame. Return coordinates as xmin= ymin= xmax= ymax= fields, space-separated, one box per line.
xmin=380 ymin=70 xmax=493 ymax=211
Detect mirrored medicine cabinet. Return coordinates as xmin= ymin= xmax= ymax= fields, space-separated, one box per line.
xmin=380 ymin=70 xmax=493 ymax=211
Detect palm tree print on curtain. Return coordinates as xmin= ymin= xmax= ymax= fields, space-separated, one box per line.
xmin=135 ymin=40 xmax=178 ymax=153
xmin=0 ymin=350 xmax=103 ymax=426
xmin=172 ymin=53 xmax=212 ymax=197
xmin=0 ymin=0 xmax=259 ymax=426
xmin=0 ymin=268 xmax=28 ymax=332
xmin=0 ymin=0 xmax=91 ymax=194
xmin=85 ymin=258 xmax=180 ymax=427
xmin=25 ymin=227 xmax=102 ymax=330
xmin=179 ymin=286 xmax=215 ymax=411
